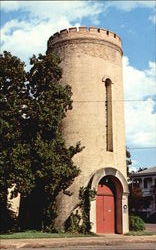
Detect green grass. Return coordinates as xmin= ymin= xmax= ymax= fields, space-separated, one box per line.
xmin=126 ymin=231 xmax=156 ymax=236
xmin=0 ymin=230 xmax=97 ymax=239
xmin=1 ymin=230 xmax=156 ymax=239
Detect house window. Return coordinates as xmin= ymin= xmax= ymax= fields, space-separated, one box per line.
xmin=144 ymin=178 xmax=148 ymax=189
xmin=105 ymin=78 xmax=113 ymax=152
xmin=144 ymin=178 xmax=152 ymax=189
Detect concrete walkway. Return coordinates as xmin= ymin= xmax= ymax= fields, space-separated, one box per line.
xmin=1 ymin=235 xmax=156 ymax=249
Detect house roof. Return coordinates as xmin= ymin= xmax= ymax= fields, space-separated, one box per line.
xmin=131 ymin=166 xmax=156 ymax=177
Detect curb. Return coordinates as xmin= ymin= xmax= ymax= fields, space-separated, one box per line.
xmin=1 ymin=236 xmax=156 ymax=249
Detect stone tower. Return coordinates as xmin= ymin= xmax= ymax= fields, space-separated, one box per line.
xmin=47 ymin=26 xmax=129 ymax=234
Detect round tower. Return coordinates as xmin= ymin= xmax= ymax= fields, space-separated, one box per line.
xmin=47 ymin=26 xmax=129 ymax=234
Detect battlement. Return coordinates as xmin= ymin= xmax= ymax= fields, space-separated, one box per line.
xmin=47 ymin=26 xmax=122 ymax=51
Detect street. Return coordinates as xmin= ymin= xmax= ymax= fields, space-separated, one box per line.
xmin=7 ymin=242 xmax=156 ymax=250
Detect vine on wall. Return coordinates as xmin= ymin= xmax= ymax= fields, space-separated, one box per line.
xmin=64 ymin=186 xmax=96 ymax=234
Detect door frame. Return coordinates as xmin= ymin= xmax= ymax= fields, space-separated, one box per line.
xmin=90 ymin=168 xmax=129 ymax=234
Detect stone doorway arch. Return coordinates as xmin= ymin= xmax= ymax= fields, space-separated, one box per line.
xmin=90 ymin=167 xmax=129 ymax=234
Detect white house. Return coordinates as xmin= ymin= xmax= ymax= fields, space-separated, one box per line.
xmin=130 ymin=166 xmax=156 ymax=221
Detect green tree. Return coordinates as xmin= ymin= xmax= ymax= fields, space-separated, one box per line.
xmin=129 ymin=185 xmax=143 ymax=213
xmin=126 ymin=147 xmax=132 ymax=176
xmin=0 ymin=51 xmax=83 ymax=232
xmin=0 ymin=51 xmax=32 ymax=232
xmin=138 ymin=167 xmax=147 ymax=172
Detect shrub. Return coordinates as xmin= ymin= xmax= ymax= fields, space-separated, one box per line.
xmin=64 ymin=187 xmax=96 ymax=234
xmin=64 ymin=211 xmax=81 ymax=233
xmin=129 ymin=215 xmax=145 ymax=231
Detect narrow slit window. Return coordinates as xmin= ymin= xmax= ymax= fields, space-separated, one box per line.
xmin=105 ymin=78 xmax=113 ymax=152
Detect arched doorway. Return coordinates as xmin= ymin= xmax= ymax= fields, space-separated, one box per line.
xmin=90 ymin=167 xmax=129 ymax=234
xmin=96 ymin=175 xmax=123 ymax=234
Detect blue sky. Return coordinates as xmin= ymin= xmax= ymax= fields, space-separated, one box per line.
xmin=1 ymin=1 xmax=156 ymax=171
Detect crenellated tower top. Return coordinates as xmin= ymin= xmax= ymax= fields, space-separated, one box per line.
xmin=47 ymin=26 xmax=122 ymax=54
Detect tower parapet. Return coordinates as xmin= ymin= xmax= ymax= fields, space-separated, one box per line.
xmin=47 ymin=26 xmax=122 ymax=55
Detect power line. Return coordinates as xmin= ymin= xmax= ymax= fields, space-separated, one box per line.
xmin=127 ymin=147 xmax=156 ymax=150
xmin=113 ymin=99 xmax=156 ymax=102
xmin=73 ymin=99 xmax=156 ymax=103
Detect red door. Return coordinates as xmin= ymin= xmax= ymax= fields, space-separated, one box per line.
xmin=96 ymin=184 xmax=115 ymax=233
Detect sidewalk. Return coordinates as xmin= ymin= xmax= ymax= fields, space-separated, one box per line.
xmin=145 ymin=224 xmax=156 ymax=233
xmin=1 ymin=235 xmax=156 ymax=249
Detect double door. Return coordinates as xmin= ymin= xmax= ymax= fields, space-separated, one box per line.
xmin=96 ymin=185 xmax=115 ymax=233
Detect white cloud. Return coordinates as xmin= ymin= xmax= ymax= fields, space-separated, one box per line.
xmin=125 ymin=99 xmax=156 ymax=147
xmin=1 ymin=1 xmax=156 ymax=149
xmin=1 ymin=1 xmax=20 ymax=12
xmin=2 ymin=0 xmax=155 ymax=13
xmin=0 ymin=1 xmax=101 ymax=65
xmin=128 ymin=160 xmax=139 ymax=173
xmin=99 ymin=0 xmax=156 ymax=24
xmin=1 ymin=18 xmax=72 ymax=65
xmin=1 ymin=1 xmax=155 ymax=23
xmin=123 ymin=57 xmax=156 ymax=100
xmin=1 ymin=1 xmax=101 ymax=22
xmin=123 ymin=56 xmax=156 ymax=147
xmin=149 ymin=14 xmax=156 ymax=24
xmin=106 ymin=1 xmax=155 ymax=11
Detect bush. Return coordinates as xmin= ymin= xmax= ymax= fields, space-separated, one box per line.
xmin=64 ymin=212 xmax=81 ymax=233
xmin=129 ymin=215 xmax=145 ymax=231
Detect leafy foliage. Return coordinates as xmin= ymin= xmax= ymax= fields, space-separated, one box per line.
xmin=0 ymin=51 xmax=30 ymax=231
xmin=129 ymin=215 xmax=145 ymax=231
xmin=129 ymin=180 xmax=154 ymax=221
xmin=65 ymin=186 xmax=96 ymax=234
xmin=129 ymin=185 xmax=143 ymax=213
xmin=0 ymin=51 xmax=83 ymax=232
xmin=79 ymin=186 xmax=96 ymax=233
xmin=126 ymin=147 xmax=132 ymax=176
xmin=137 ymin=167 xmax=148 ymax=172
xmin=64 ymin=211 xmax=81 ymax=233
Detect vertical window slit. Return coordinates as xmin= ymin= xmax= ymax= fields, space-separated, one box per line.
xmin=105 ymin=78 xmax=113 ymax=152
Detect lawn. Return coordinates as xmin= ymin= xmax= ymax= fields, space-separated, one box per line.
xmin=0 ymin=230 xmax=97 ymax=239
xmin=126 ymin=231 xmax=156 ymax=236
xmin=1 ymin=230 xmax=156 ymax=239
